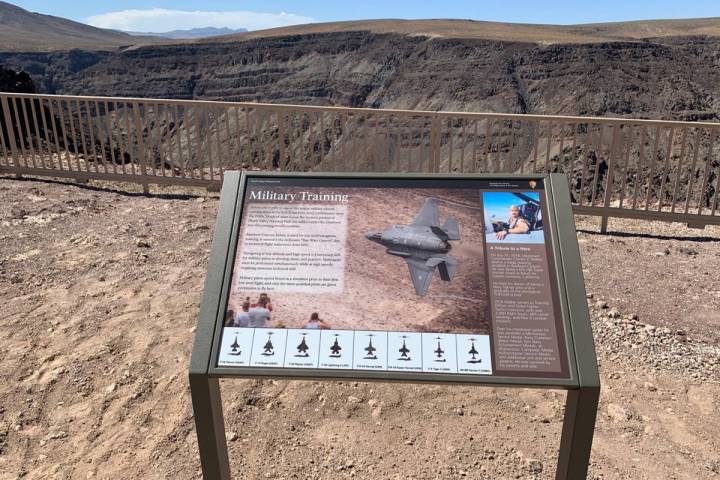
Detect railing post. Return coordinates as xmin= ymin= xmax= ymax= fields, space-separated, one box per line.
xmin=278 ymin=110 xmax=285 ymax=172
xmin=1 ymin=95 xmax=19 ymax=167
xmin=430 ymin=115 xmax=440 ymax=173
xmin=599 ymin=125 xmax=620 ymax=233
xmin=131 ymin=102 xmax=150 ymax=194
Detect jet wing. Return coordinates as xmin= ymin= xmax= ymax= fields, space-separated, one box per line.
xmin=405 ymin=257 xmax=434 ymax=296
xmin=411 ymin=198 xmax=439 ymax=227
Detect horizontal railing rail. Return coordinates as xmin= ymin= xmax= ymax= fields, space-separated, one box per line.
xmin=1 ymin=92 xmax=719 ymax=231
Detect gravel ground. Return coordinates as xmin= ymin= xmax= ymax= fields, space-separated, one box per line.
xmin=0 ymin=176 xmax=718 ymax=480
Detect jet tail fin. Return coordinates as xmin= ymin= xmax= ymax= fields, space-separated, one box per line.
xmin=443 ymin=217 xmax=460 ymax=240
xmin=427 ymin=255 xmax=458 ymax=282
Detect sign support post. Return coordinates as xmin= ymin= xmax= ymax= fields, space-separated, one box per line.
xmin=556 ymin=386 xmax=600 ymax=479
xmin=552 ymin=174 xmax=601 ymax=480
xmin=189 ymin=375 xmax=230 ymax=480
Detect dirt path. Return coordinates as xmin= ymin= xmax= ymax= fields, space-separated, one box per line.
xmin=0 ymin=177 xmax=718 ymax=480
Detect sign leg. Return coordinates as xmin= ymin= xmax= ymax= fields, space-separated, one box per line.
xmin=555 ymin=386 xmax=599 ymax=480
xmin=190 ymin=375 xmax=231 ymax=480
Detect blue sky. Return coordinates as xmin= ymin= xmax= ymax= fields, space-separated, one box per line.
xmin=482 ymin=191 xmax=539 ymax=220
xmin=10 ymin=0 xmax=720 ymax=32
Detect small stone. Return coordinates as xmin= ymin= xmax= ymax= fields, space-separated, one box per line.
xmin=347 ymin=395 xmax=361 ymax=404
xmin=10 ymin=206 xmax=27 ymax=219
xmin=607 ymin=403 xmax=631 ymax=423
xmin=135 ymin=239 xmax=151 ymax=248
xmin=105 ymin=383 xmax=117 ymax=394
xmin=367 ymin=398 xmax=379 ymax=408
xmin=643 ymin=382 xmax=657 ymax=392
xmin=404 ymin=440 xmax=413 ymax=445
xmin=226 ymin=431 xmax=238 ymax=442
xmin=678 ymin=247 xmax=698 ymax=256
xmin=607 ymin=309 xmax=620 ymax=318
xmin=595 ymin=300 xmax=608 ymax=309
xmin=527 ymin=460 xmax=544 ymax=474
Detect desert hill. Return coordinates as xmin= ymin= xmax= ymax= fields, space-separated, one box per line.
xmin=199 ymin=17 xmax=720 ymax=45
xmin=0 ymin=1 xmax=159 ymax=51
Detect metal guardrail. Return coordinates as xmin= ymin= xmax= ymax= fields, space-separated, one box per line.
xmin=1 ymin=92 xmax=719 ymax=230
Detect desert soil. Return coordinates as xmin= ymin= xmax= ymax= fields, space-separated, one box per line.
xmin=1 ymin=176 xmax=719 ymax=480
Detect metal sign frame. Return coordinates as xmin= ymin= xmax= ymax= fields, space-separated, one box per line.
xmin=189 ymin=171 xmax=600 ymax=480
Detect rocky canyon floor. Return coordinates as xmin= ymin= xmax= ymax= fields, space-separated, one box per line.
xmin=0 ymin=176 xmax=719 ymax=480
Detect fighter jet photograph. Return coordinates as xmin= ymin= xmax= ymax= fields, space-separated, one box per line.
xmin=365 ymin=198 xmax=460 ymax=297
xmin=226 ymin=186 xmax=490 ymax=335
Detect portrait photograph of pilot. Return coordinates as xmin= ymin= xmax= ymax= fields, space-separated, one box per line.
xmin=483 ymin=191 xmax=545 ymax=244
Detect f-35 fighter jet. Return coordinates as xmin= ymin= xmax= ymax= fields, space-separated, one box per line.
xmin=365 ymin=198 xmax=460 ymax=297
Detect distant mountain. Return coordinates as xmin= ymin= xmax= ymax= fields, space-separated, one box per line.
xmin=0 ymin=1 xmax=159 ymax=51
xmin=198 ymin=17 xmax=720 ymax=44
xmin=126 ymin=27 xmax=248 ymax=40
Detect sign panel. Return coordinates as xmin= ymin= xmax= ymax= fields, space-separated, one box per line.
xmin=212 ymin=175 xmax=573 ymax=382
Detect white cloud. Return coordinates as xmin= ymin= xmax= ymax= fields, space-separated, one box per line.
xmin=85 ymin=8 xmax=316 ymax=33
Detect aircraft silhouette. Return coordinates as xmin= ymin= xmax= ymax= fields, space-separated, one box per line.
xmin=229 ymin=336 xmax=241 ymax=356
xmin=364 ymin=335 xmax=378 ymax=359
xmin=295 ymin=334 xmax=309 ymax=357
xmin=261 ymin=332 xmax=274 ymax=356
xmin=434 ymin=338 xmax=446 ymax=362
xmin=330 ymin=336 xmax=342 ymax=357
xmin=365 ymin=198 xmax=460 ymax=296
xmin=467 ymin=339 xmax=481 ymax=364
xmin=398 ymin=336 xmax=410 ymax=361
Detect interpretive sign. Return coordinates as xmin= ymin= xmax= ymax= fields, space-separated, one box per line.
xmin=190 ymin=172 xmax=599 ymax=480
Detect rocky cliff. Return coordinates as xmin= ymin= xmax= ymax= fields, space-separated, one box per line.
xmin=1 ymin=31 xmax=719 ymax=121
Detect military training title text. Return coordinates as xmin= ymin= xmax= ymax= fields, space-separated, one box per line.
xmin=249 ymin=190 xmax=350 ymax=203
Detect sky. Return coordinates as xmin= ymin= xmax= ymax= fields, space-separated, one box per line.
xmin=9 ymin=0 xmax=720 ymax=32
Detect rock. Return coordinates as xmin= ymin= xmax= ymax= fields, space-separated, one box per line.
xmin=40 ymin=431 xmax=68 ymax=446
xmin=10 ymin=206 xmax=27 ymax=219
xmin=105 ymin=383 xmax=117 ymax=394
xmin=607 ymin=403 xmax=631 ymax=422
xmin=135 ymin=239 xmax=151 ymax=248
xmin=677 ymin=247 xmax=698 ymax=256
xmin=226 ymin=431 xmax=238 ymax=442
xmin=595 ymin=300 xmax=608 ymax=309
xmin=347 ymin=395 xmax=361 ymax=404
xmin=643 ymin=382 xmax=657 ymax=392
xmin=527 ymin=460 xmax=543 ymax=474
xmin=367 ymin=398 xmax=379 ymax=408
xmin=607 ymin=309 xmax=620 ymax=318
